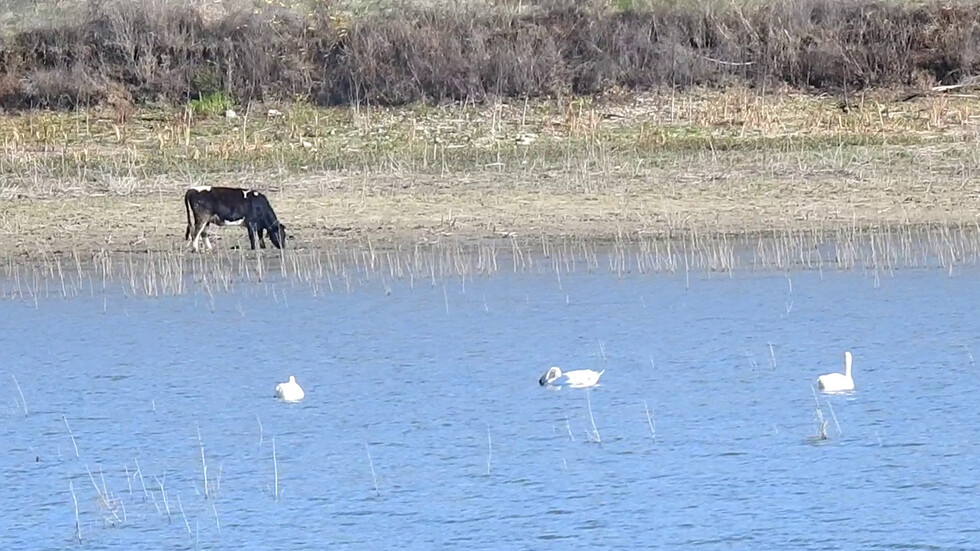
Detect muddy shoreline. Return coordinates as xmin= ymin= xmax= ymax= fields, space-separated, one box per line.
xmin=3 ymin=166 xmax=978 ymax=258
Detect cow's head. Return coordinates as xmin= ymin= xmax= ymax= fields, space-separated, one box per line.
xmin=269 ymin=222 xmax=287 ymax=249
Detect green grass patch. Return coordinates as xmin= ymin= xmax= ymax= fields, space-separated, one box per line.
xmin=188 ymin=92 xmax=235 ymax=117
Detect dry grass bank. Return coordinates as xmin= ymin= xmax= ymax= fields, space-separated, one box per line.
xmin=1 ymin=86 xmax=980 ymax=256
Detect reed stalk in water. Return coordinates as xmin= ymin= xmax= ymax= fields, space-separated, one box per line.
xmin=812 ymin=408 xmax=829 ymax=441
xmin=63 ymin=415 xmax=79 ymax=458
xmin=213 ymin=462 xmax=223 ymax=497
xmin=809 ymin=387 xmax=830 ymax=441
xmin=366 ymin=441 xmax=380 ymax=497
xmin=486 ymin=424 xmax=492 ymax=476
xmin=87 ymin=464 xmax=122 ymax=525
xmin=273 ymin=435 xmax=280 ymax=501
xmin=211 ymin=500 xmax=221 ymax=534
xmin=154 ymin=474 xmax=171 ymax=523
xmin=5 ymin=225 xmax=980 ymax=306
xmin=197 ymin=424 xmax=210 ymax=500
xmin=177 ymin=493 xmax=191 ymax=535
xmin=69 ymin=479 xmax=81 ymax=542
xmin=586 ymin=388 xmax=601 ymax=444
xmin=11 ymin=375 xmax=27 ymax=416
xmin=133 ymin=457 xmax=149 ymax=500
xmin=644 ymin=400 xmax=656 ymax=440
xmin=825 ymin=399 xmax=843 ymax=437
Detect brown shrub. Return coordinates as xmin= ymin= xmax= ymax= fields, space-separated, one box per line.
xmin=2 ymin=0 xmax=980 ymax=110
xmin=21 ymin=68 xmax=106 ymax=108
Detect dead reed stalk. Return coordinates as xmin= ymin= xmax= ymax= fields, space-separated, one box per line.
xmin=69 ymin=479 xmax=81 ymax=542
xmin=366 ymin=441 xmax=380 ymax=497
xmin=63 ymin=415 xmax=80 ymax=459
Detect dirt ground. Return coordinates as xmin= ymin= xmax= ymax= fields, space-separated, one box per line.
xmin=3 ymin=141 xmax=979 ymax=257
xmin=4 ymin=86 xmax=980 ymax=258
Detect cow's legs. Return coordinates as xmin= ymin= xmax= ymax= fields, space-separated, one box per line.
xmin=257 ymin=227 xmax=267 ymax=249
xmin=191 ymin=219 xmax=210 ymax=252
xmin=247 ymin=225 xmax=258 ymax=250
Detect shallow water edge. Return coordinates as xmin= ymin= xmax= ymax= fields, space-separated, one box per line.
xmin=2 ymin=224 xmax=978 ymax=302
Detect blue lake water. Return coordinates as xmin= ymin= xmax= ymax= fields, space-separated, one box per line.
xmin=2 ymin=246 xmax=980 ymax=550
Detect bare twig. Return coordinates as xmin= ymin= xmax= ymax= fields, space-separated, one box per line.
xmin=695 ymin=53 xmax=756 ymax=66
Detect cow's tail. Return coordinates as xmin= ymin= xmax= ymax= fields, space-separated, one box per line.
xmin=183 ymin=191 xmax=192 ymax=241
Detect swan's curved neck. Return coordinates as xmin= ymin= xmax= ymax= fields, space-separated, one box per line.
xmin=844 ymin=353 xmax=853 ymax=378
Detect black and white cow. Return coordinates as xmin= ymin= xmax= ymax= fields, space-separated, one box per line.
xmin=184 ymin=186 xmax=287 ymax=252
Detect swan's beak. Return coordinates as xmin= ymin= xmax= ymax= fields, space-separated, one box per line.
xmin=538 ymin=375 xmax=548 ymax=386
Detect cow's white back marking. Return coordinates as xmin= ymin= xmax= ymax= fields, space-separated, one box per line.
xmin=242 ymin=189 xmax=249 ymax=198
xmin=191 ymin=185 xmax=212 ymax=192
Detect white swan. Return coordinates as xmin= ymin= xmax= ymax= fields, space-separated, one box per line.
xmin=275 ymin=375 xmax=305 ymax=402
xmin=817 ymin=351 xmax=854 ymax=392
xmin=538 ymin=366 xmax=605 ymax=389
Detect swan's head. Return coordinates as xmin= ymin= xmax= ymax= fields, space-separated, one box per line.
xmin=539 ymin=366 xmax=562 ymax=386
xmin=288 ymin=375 xmax=297 ymax=384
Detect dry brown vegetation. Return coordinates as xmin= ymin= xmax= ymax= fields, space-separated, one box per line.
xmin=2 ymin=85 xmax=980 ymax=258
xmin=3 ymin=0 xmax=980 ymax=109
